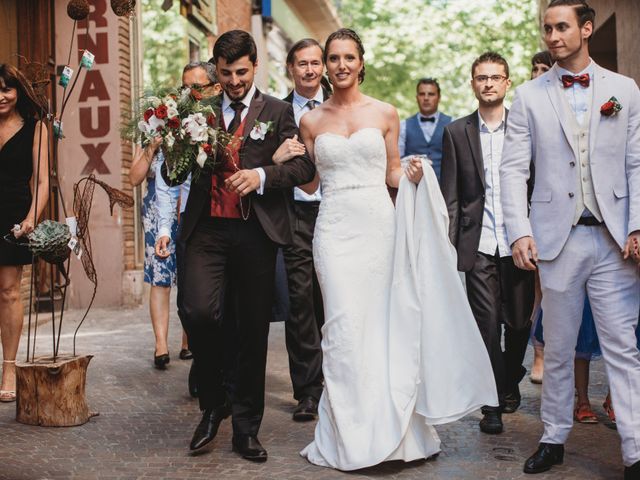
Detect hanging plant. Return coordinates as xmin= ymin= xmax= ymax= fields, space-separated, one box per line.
xmin=66 ymin=0 xmax=90 ymax=20
xmin=111 ymin=0 xmax=136 ymax=17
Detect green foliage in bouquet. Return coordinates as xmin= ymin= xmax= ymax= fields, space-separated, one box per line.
xmin=122 ymin=86 xmax=237 ymax=182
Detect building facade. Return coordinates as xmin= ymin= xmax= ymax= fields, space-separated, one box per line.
xmin=1 ymin=0 xmax=340 ymax=309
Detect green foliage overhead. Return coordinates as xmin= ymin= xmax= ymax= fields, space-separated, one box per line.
xmin=141 ymin=0 xmax=188 ymax=90
xmin=336 ymin=0 xmax=541 ymax=118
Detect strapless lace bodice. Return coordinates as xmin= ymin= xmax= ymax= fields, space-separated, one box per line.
xmin=314 ymin=127 xmax=386 ymax=193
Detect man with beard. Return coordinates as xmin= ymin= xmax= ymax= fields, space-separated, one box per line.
xmin=177 ymin=30 xmax=315 ymax=462
xmin=441 ymin=51 xmax=535 ymax=436
xmin=500 ymin=1 xmax=640 ymax=476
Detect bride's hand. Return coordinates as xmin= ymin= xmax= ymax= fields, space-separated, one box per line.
xmin=405 ymin=157 xmax=423 ymax=184
xmin=272 ymin=134 xmax=306 ymax=164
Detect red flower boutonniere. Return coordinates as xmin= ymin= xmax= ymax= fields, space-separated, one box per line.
xmin=600 ymin=96 xmax=622 ymax=117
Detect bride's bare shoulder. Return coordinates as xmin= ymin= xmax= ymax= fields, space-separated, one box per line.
xmin=299 ymin=107 xmax=327 ymax=139
xmin=364 ymin=96 xmax=398 ymax=118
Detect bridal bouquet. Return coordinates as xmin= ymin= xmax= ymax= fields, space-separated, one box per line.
xmin=123 ymin=86 xmax=236 ymax=182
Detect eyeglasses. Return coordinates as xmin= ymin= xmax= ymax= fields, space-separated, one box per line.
xmin=182 ymin=82 xmax=215 ymax=90
xmin=473 ymin=75 xmax=508 ymax=84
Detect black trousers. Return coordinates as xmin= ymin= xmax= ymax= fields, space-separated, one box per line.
xmin=465 ymin=251 xmax=535 ymax=406
xmin=179 ymin=214 xmax=278 ymax=436
xmin=281 ymin=201 xmax=324 ymax=401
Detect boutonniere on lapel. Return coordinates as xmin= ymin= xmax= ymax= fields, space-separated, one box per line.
xmin=249 ymin=120 xmax=275 ymax=141
xmin=600 ymin=96 xmax=622 ymax=117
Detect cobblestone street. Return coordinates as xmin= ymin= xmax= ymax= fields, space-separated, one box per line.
xmin=0 ymin=300 xmax=623 ymax=480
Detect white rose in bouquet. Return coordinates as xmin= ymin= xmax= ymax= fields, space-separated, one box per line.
xmin=182 ymin=113 xmax=208 ymax=143
xmin=147 ymin=114 xmax=166 ymax=134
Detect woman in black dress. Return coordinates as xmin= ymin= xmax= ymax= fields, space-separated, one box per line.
xmin=0 ymin=64 xmax=49 ymax=402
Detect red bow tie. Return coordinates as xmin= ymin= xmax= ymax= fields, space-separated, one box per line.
xmin=561 ymin=74 xmax=590 ymax=88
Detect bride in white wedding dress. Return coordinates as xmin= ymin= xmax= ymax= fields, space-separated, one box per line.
xmin=296 ymin=29 xmax=498 ymax=471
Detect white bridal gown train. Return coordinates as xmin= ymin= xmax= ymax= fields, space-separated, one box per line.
xmin=300 ymin=128 xmax=498 ymax=471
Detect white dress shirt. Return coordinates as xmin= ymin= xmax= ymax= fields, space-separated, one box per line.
xmin=222 ymin=83 xmax=270 ymax=195
xmin=477 ymin=109 xmax=511 ymax=257
xmin=557 ymin=59 xmax=594 ymax=126
xmin=292 ymin=89 xmax=323 ymax=202
xmin=398 ymin=111 xmax=440 ymax=157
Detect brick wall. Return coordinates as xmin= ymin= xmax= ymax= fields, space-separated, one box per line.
xmin=217 ymin=0 xmax=252 ymax=34
xmin=118 ymin=16 xmax=137 ymax=272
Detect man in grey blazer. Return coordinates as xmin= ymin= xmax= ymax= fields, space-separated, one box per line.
xmin=500 ymin=1 xmax=640 ymax=476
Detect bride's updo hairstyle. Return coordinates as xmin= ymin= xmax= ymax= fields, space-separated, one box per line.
xmin=323 ymin=28 xmax=366 ymax=84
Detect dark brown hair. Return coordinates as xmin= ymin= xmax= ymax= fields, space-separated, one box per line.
xmin=531 ymin=51 xmax=553 ymax=68
xmin=286 ymin=38 xmax=323 ymax=66
xmin=212 ymin=30 xmax=257 ymax=65
xmin=471 ymin=51 xmax=510 ymax=79
xmin=416 ymin=77 xmax=440 ymax=96
xmin=0 ymin=64 xmax=42 ymax=120
xmin=547 ymin=0 xmax=596 ymax=31
xmin=324 ymin=28 xmax=366 ymax=84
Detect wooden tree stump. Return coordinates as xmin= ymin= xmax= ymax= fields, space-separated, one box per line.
xmin=15 ymin=355 xmax=95 ymax=427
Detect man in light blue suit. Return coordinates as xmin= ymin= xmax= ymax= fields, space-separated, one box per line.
xmin=398 ymin=78 xmax=452 ymax=182
xmin=500 ymin=1 xmax=640 ymax=477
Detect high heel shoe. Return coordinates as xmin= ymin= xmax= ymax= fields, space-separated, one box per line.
xmin=153 ymin=353 xmax=170 ymax=370
xmin=0 ymin=360 xmax=17 ymax=403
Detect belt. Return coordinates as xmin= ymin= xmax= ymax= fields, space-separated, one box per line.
xmin=577 ymin=216 xmax=603 ymax=226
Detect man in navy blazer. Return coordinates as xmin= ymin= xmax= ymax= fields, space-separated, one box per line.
xmin=398 ymin=78 xmax=452 ymax=181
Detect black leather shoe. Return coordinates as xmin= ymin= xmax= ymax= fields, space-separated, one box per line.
xmin=179 ymin=348 xmax=193 ymax=360
xmin=189 ymin=403 xmax=231 ymax=451
xmin=188 ymin=361 xmax=198 ymax=398
xmin=154 ymin=353 xmax=170 ymax=370
xmin=479 ymin=407 xmax=503 ymax=434
xmin=523 ymin=443 xmax=564 ymax=474
xmin=292 ymin=396 xmax=318 ymax=422
xmin=232 ymin=434 xmax=268 ymax=462
xmin=625 ymin=460 xmax=640 ymax=480
xmin=503 ymin=388 xmax=522 ymax=414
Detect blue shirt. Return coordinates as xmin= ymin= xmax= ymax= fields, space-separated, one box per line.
xmin=155 ymin=158 xmax=189 ymax=240
xmin=292 ymin=89 xmax=323 ymax=202
xmin=557 ymin=59 xmax=594 ymax=125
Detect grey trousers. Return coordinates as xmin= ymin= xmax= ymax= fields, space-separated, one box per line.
xmin=538 ymin=225 xmax=640 ymax=466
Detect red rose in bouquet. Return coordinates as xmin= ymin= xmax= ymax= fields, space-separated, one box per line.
xmin=155 ymin=104 xmax=168 ymax=119
xmin=203 ymin=143 xmax=213 ymax=155
xmin=167 ymin=116 xmax=180 ymax=129
xmin=143 ymin=108 xmax=154 ymax=122
xmin=190 ymin=89 xmax=203 ymax=101
xmin=206 ymin=113 xmax=217 ymax=127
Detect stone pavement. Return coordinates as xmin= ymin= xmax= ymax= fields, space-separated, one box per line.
xmin=0 ymin=299 xmax=624 ymax=480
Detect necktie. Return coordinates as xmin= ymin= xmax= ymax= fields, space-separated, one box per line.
xmin=561 ymin=74 xmax=590 ymax=88
xmin=420 ymin=116 xmax=436 ymax=123
xmin=227 ymin=101 xmax=245 ymax=134
xmin=306 ymin=100 xmax=316 ymax=110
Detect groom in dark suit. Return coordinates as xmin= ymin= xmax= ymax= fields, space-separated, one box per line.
xmin=178 ymin=30 xmax=315 ymax=462
xmin=441 ymin=52 xmax=534 ymax=435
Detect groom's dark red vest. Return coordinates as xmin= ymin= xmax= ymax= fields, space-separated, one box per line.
xmin=210 ymin=117 xmax=248 ymax=218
